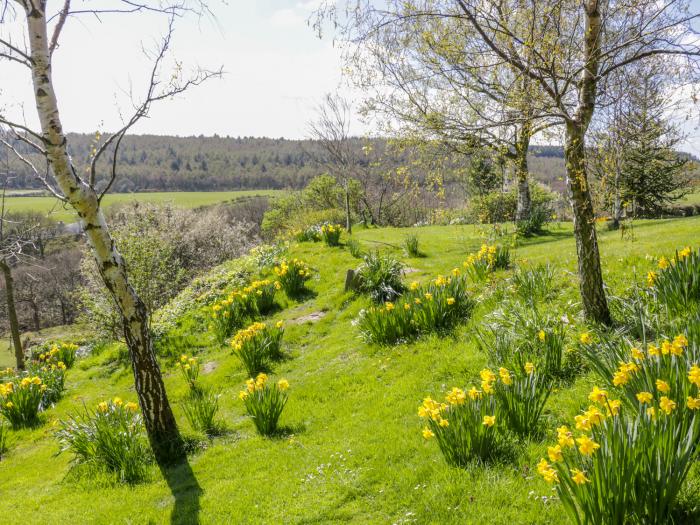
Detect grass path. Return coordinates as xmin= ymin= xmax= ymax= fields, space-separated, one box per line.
xmin=0 ymin=217 xmax=699 ymax=524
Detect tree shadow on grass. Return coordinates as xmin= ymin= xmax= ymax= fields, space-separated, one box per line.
xmin=159 ymin=458 xmax=203 ymax=525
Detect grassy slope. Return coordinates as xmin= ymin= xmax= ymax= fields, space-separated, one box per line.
xmin=2 ymin=190 xmax=284 ymax=222
xmin=1 ymin=218 xmax=699 ymax=525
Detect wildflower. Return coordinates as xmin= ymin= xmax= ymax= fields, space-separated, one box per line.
xmin=687 ymin=397 xmax=700 ymax=410
xmin=631 ymin=347 xmax=645 ymax=360
xmin=125 ymin=402 xmax=138 ymax=411
xmin=576 ymin=435 xmax=600 ymax=456
xmin=647 ymin=271 xmax=657 ymax=287
xmin=658 ymin=256 xmax=670 ymax=270
xmin=678 ymin=246 xmax=692 ymax=259
xmin=385 ymin=302 xmax=395 ymax=311
xmin=438 ymin=418 xmax=449 ymax=428
xmin=571 ymin=468 xmax=590 ymax=485
xmin=659 ymin=396 xmax=676 ymax=415
xmin=113 ymin=397 xmax=123 ymax=406
xmin=414 ymin=298 xmax=422 ymax=305
xmin=5 ymin=401 xmax=13 ymax=409
xmin=636 ymin=391 xmax=653 ymax=404
xmin=606 ymin=399 xmax=621 ymax=416
xmin=648 ymin=344 xmax=661 ymax=356
xmin=579 ymin=332 xmax=592 ymax=344
xmin=424 ymin=293 xmax=433 ymax=301
xmin=524 ymin=362 xmax=535 ymax=374
xmin=276 ymin=321 xmax=284 ymax=329
xmin=446 ymin=297 xmax=456 ymax=305
xmin=689 ymin=365 xmax=700 ymax=387
xmin=422 ymin=427 xmax=435 ymax=439
xmin=656 ymin=379 xmax=670 ymax=394
xmin=547 ymin=445 xmax=563 ymax=462
xmin=482 ymin=415 xmax=496 ymax=427
xmin=585 ymin=406 xmax=605 ymax=426
xmin=647 ymin=407 xmax=656 ymax=418
xmin=661 ymin=341 xmax=673 ymax=355
xmin=480 ymin=368 xmax=496 ymax=383
xmin=404 ymin=303 xmax=411 ymax=311
xmin=498 ymin=367 xmax=512 ymax=386
xmin=538 ymin=330 xmax=546 ymax=342
xmin=97 ymin=402 xmax=108 ymax=413
xmin=588 ymin=386 xmax=608 ymax=404
xmin=613 ymin=370 xmax=630 ymax=386
xmin=467 ymin=387 xmax=481 ymax=400
xmin=277 ymin=379 xmax=290 ymax=391
xmin=674 ymin=334 xmax=689 ymax=348
xmin=410 ymin=281 xmax=419 ymax=291
xmin=557 ymin=426 xmax=575 ymax=448
xmin=445 ymin=387 xmax=466 ymax=405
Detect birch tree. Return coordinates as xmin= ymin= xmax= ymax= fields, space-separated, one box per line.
xmin=0 ymin=0 xmax=219 ymax=464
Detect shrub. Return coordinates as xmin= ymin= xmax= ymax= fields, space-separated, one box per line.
xmin=511 ymin=263 xmax=557 ymax=304
xmin=537 ymin=361 xmax=700 ymax=525
xmin=404 ymin=234 xmax=420 ymax=257
xmin=516 ymin=200 xmax=554 ymax=237
xmin=0 ymin=376 xmax=45 ymax=428
xmin=418 ymin=382 xmax=512 ymax=466
xmin=56 ymin=398 xmax=150 ymax=484
xmin=355 ymin=251 xmax=405 ymax=303
xmin=238 ymin=373 xmax=289 ymax=436
xmin=492 ymin=364 xmax=552 ymax=437
xmin=346 ymin=237 xmax=363 ymax=259
xmin=230 ymin=321 xmax=285 ymax=376
xmin=320 ymin=223 xmax=343 ymax=246
xmin=176 ymin=354 xmax=200 ymax=390
xmin=182 ymin=388 xmax=221 ymax=436
xmin=274 ymin=258 xmax=312 ymax=297
xmin=648 ymin=246 xmax=699 ymax=316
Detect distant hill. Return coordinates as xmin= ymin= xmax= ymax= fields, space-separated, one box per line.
xmin=2 ymin=134 xmax=694 ymax=194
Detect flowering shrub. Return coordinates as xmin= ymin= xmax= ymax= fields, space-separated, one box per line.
xmin=0 ymin=376 xmax=45 ymax=428
xmin=358 ymin=272 xmax=474 ymax=344
xmin=492 ymin=364 xmax=552 ymax=437
xmin=418 ymin=382 xmax=511 ymax=466
xmin=56 ymin=398 xmax=149 ymax=484
xmin=355 ymin=251 xmax=405 ymax=303
xmin=239 ymin=373 xmax=289 ymax=436
xmin=320 ymin=223 xmax=342 ymax=246
xmin=537 ymin=333 xmax=700 ymax=524
xmin=176 ymin=354 xmax=200 ymax=390
xmin=274 ymin=258 xmax=312 ymax=297
xmin=230 ymin=321 xmax=285 ymax=376
xmin=648 ymin=246 xmax=698 ymax=316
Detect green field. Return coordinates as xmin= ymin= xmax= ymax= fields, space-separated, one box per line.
xmin=1 ymin=218 xmax=699 ymax=524
xmin=2 ymin=190 xmax=284 ymax=222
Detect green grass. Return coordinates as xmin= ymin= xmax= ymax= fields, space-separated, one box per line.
xmin=0 ymin=217 xmax=699 ymax=524
xmin=2 ymin=190 xmax=284 ymax=222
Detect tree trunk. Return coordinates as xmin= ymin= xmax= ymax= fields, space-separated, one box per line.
xmin=30 ymin=300 xmax=40 ymax=332
xmin=24 ymin=5 xmax=184 ymax=464
xmin=344 ymin=183 xmax=352 ymax=233
xmin=564 ymin=122 xmax=612 ymax=325
xmin=514 ymin=123 xmax=532 ymax=222
xmin=1 ymin=260 xmax=25 ymax=370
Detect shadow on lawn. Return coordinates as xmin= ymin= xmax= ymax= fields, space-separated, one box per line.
xmin=160 ymin=458 xmax=203 ymax=525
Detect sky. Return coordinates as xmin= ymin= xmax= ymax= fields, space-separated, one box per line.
xmin=2 ymin=0 xmax=700 ymax=155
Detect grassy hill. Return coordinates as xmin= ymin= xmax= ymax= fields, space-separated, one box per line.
xmin=1 ymin=218 xmax=699 ymax=524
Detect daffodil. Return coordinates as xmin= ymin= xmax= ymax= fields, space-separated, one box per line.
xmin=571 ymin=468 xmax=590 ymax=485
xmin=576 ymin=435 xmax=600 ymax=456
xmin=482 ymin=415 xmax=496 ymax=427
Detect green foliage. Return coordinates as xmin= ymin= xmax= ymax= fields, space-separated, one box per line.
xmin=0 ymin=375 xmax=44 ymax=428
xmin=30 ymin=363 xmax=66 ymax=406
xmin=418 ymin=390 xmax=511 ymax=466
xmin=320 ymin=223 xmax=343 ymax=247
xmin=403 ymin=234 xmax=420 ymax=257
xmin=516 ymin=200 xmax=554 ymax=237
xmin=230 ymin=322 xmax=285 ymax=376
xmin=355 ymin=251 xmax=405 ymax=303
xmin=511 ymin=263 xmax=557 ymax=304
xmin=0 ymin=420 xmax=8 ymax=459
xmin=273 ymin=258 xmax=312 ymax=298
xmin=176 ymin=355 xmax=200 ymax=390
xmin=649 ymin=247 xmax=699 ymax=317
xmin=182 ymin=388 xmax=221 ymax=436
xmin=31 ymin=342 xmax=79 ymax=369
xmin=238 ymin=373 xmax=289 ymax=436
xmin=56 ymin=399 xmax=151 ymax=484
xmin=493 ymin=365 xmax=552 ymax=438
xmin=472 ymin=184 xmax=557 ymax=226
xmin=346 ymin=237 xmax=364 ymax=258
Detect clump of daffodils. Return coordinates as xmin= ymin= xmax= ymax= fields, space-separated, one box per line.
xmin=462 ymin=243 xmax=510 ymax=282
xmin=320 ymin=223 xmax=343 ymax=246
xmin=274 ymin=258 xmax=312 ymax=297
xmin=35 ymin=342 xmax=78 ymax=369
xmin=0 ymin=375 xmax=45 ymax=428
xmin=647 ymin=246 xmax=698 ymax=316
xmin=539 ymin=332 xmax=700 ymax=524
xmin=239 ymin=373 xmax=290 ymax=436
xmin=176 ymin=354 xmax=200 ymax=390
xmin=230 ymin=321 xmax=285 ymax=376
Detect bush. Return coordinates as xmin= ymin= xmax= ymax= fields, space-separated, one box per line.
xmin=516 ymin=200 xmax=554 ymax=237
xmin=404 ymin=234 xmax=420 ymax=257
xmin=346 ymin=237 xmax=363 ymax=259
xmin=238 ymin=373 xmax=289 ymax=436
xmin=182 ymin=388 xmax=221 ymax=436
xmin=511 ymin=263 xmax=557 ymax=304
xmin=492 ymin=364 xmax=552 ymax=437
xmin=0 ymin=375 xmax=45 ymax=428
xmin=274 ymin=258 xmax=312 ymax=298
xmin=358 ymin=272 xmax=474 ymax=344
xmin=418 ymin=383 xmax=512 ymax=466
xmin=320 ymin=223 xmax=343 ymax=247
xmin=472 ymin=184 xmax=557 ymax=226
xmin=230 ymin=321 xmax=285 ymax=376
xmin=56 ymin=398 xmax=150 ymax=484
xmin=648 ymin=246 xmax=699 ymax=317
xmin=356 ymin=251 xmax=405 ymax=303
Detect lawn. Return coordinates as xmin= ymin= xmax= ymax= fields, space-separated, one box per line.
xmin=0 ymin=217 xmax=699 ymax=524
xmin=2 ymin=190 xmax=284 ymax=222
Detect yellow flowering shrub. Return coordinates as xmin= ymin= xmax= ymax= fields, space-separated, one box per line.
xmin=239 ymin=373 xmax=289 ymax=435
xmin=230 ymin=321 xmax=285 ymax=376
xmin=274 ymin=258 xmax=312 ymax=297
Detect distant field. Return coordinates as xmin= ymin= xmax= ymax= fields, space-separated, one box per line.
xmin=2 ymin=190 xmax=285 ymax=222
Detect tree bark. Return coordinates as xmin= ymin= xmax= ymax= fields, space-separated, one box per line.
xmin=514 ymin=123 xmax=532 ymax=222
xmin=1 ymin=260 xmax=25 ymax=370
xmin=23 ymin=4 xmax=184 ymax=464
xmin=565 ymin=122 xmax=612 ymax=325
xmin=344 ymin=182 xmax=352 ymax=233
